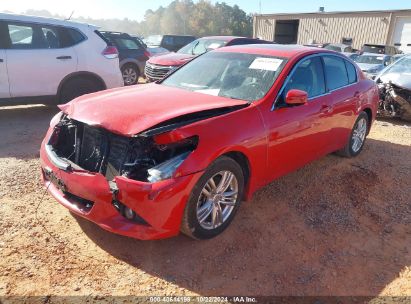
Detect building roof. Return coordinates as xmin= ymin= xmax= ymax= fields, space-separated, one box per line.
xmin=255 ymin=9 xmax=411 ymax=18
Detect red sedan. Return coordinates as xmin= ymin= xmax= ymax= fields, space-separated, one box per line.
xmin=40 ymin=45 xmax=378 ymax=240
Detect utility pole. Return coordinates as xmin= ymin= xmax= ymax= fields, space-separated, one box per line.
xmin=259 ymin=0 xmax=262 ymax=14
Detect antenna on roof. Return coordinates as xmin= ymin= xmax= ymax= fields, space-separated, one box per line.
xmin=259 ymin=0 xmax=262 ymax=14
xmin=65 ymin=10 xmax=74 ymax=21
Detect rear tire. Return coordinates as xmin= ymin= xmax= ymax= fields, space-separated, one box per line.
xmin=121 ymin=64 xmax=139 ymax=86
xmin=337 ymin=111 xmax=369 ymax=158
xmin=59 ymin=77 xmax=103 ymax=103
xmin=181 ymin=156 xmax=244 ymax=240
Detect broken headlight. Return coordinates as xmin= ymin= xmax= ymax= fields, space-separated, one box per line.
xmin=50 ymin=111 xmax=63 ymax=127
xmin=147 ymin=151 xmax=190 ymax=183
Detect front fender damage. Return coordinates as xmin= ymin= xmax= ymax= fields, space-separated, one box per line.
xmin=46 ymin=104 xmax=248 ymax=226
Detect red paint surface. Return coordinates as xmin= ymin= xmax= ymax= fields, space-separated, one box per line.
xmin=41 ymin=46 xmax=379 ymax=240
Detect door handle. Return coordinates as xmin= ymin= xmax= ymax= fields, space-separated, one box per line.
xmin=56 ymin=56 xmax=72 ymax=60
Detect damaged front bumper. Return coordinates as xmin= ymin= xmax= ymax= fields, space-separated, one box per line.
xmin=40 ymin=127 xmax=203 ymax=240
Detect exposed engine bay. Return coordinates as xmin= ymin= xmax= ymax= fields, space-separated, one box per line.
xmin=377 ymin=82 xmax=411 ymax=122
xmin=48 ymin=115 xmax=198 ymax=182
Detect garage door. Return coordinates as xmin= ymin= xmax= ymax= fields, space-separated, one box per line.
xmin=392 ymin=17 xmax=411 ymax=53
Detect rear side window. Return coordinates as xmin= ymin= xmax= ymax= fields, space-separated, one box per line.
xmin=63 ymin=28 xmax=85 ymax=46
xmin=323 ymin=56 xmax=349 ymax=90
xmin=41 ymin=26 xmax=60 ymax=48
xmin=344 ymin=60 xmax=357 ymax=84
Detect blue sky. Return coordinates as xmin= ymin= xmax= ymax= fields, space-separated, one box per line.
xmin=2 ymin=0 xmax=411 ymax=21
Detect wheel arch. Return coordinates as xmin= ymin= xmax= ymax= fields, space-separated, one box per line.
xmin=57 ymin=71 xmax=107 ymax=99
xmin=362 ymin=107 xmax=373 ymax=135
xmin=219 ymin=150 xmax=252 ymax=202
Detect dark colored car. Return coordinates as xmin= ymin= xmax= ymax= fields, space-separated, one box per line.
xmin=144 ymin=35 xmax=196 ymax=52
xmin=145 ymin=36 xmax=273 ymax=82
xmin=40 ymin=45 xmax=378 ymax=240
xmin=100 ymin=31 xmax=150 ymax=85
xmin=361 ymin=44 xmax=402 ymax=56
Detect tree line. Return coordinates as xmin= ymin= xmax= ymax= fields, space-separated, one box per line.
xmin=17 ymin=0 xmax=253 ymax=38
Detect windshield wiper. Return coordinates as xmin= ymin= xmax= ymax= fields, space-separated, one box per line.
xmin=191 ymin=41 xmax=200 ymax=55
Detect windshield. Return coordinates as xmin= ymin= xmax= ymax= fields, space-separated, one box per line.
xmin=354 ymin=55 xmax=384 ymax=64
xmin=382 ymin=56 xmax=411 ymax=74
xmin=162 ymin=52 xmax=287 ymax=102
xmin=324 ymin=45 xmax=342 ymax=52
xmin=177 ymin=38 xmax=227 ymax=55
xmin=144 ymin=35 xmax=162 ymax=46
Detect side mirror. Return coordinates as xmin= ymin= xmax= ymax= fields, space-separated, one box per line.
xmin=285 ymin=89 xmax=308 ymax=106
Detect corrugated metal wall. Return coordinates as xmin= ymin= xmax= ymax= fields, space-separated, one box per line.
xmin=254 ymin=11 xmax=400 ymax=49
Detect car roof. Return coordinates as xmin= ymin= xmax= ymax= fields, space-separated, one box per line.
xmin=215 ymin=44 xmax=334 ymax=58
xmin=360 ymin=53 xmax=389 ymax=57
xmin=328 ymin=43 xmax=350 ymax=47
xmin=0 ymin=12 xmax=97 ymax=31
xmin=199 ymin=36 xmax=246 ymax=41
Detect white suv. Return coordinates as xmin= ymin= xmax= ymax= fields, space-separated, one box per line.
xmin=0 ymin=13 xmax=123 ymax=105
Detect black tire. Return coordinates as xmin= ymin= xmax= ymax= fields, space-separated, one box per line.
xmin=121 ymin=63 xmax=139 ymax=86
xmin=59 ymin=77 xmax=103 ymax=103
xmin=337 ymin=111 xmax=369 ymax=158
xmin=181 ymin=156 xmax=245 ymax=240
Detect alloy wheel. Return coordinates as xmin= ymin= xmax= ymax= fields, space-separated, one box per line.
xmin=122 ymin=67 xmax=138 ymax=85
xmin=196 ymin=171 xmax=239 ymax=230
xmin=351 ymin=117 xmax=367 ymax=153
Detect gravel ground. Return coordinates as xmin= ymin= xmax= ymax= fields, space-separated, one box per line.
xmin=0 ymin=104 xmax=410 ymax=298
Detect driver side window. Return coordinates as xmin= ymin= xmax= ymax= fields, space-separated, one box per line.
xmin=279 ymin=56 xmax=326 ymax=104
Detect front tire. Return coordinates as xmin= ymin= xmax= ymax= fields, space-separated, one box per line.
xmin=181 ymin=156 xmax=244 ymax=240
xmin=337 ymin=111 xmax=369 ymax=157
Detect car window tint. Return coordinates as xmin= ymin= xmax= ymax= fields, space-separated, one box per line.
xmin=162 ymin=36 xmax=174 ymax=45
xmin=41 ymin=26 xmax=60 ymax=48
xmin=113 ymin=37 xmax=140 ymax=50
xmin=65 ymin=28 xmax=85 ymax=46
xmin=282 ymin=56 xmax=326 ymax=100
xmin=7 ymin=23 xmax=35 ymax=49
xmin=344 ymin=60 xmax=357 ymax=84
xmin=323 ymin=56 xmax=349 ymax=90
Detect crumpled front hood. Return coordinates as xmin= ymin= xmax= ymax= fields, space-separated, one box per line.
xmin=59 ymin=84 xmax=248 ymax=136
xmin=148 ymin=52 xmax=195 ymax=66
xmin=379 ymin=71 xmax=411 ymax=90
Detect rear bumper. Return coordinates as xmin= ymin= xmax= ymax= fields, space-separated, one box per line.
xmin=39 ymin=132 xmax=202 ymax=240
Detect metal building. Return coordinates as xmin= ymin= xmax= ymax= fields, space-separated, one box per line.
xmin=253 ymin=9 xmax=411 ymax=53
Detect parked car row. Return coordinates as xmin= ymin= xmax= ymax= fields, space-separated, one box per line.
xmin=145 ymin=36 xmax=273 ymax=82
xmin=0 ymin=13 xmax=276 ymax=105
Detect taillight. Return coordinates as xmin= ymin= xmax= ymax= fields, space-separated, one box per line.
xmin=102 ymin=46 xmax=119 ymax=59
xmin=144 ymin=50 xmax=151 ymax=58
